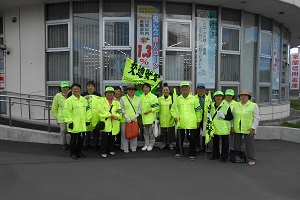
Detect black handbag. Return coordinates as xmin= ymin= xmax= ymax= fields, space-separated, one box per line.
xmin=229 ymin=149 xmax=247 ymax=163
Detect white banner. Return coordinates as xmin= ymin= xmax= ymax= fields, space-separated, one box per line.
xmin=290 ymin=53 xmax=299 ymax=90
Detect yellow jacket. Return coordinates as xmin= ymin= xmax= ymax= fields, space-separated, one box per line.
xmin=51 ymin=92 xmax=67 ymax=123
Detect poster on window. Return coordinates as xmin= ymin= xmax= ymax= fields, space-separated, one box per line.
xmin=196 ymin=10 xmax=217 ymax=89
xmin=290 ymin=53 xmax=299 ymax=90
xmin=272 ymin=26 xmax=281 ymax=90
xmin=137 ymin=5 xmax=160 ymax=74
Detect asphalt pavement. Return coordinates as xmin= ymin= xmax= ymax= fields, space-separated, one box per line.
xmin=0 ymin=139 xmax=300 ymax=200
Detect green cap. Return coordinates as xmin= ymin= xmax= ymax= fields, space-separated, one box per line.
xmin=105 ymin=86 xmax=114 ymax=93
xmin=60 ymin=81 xmax=69 ymax=88
xmin=225 ymin=89 xmax=234 ymax=96
xmin=213 ymin=91 xmax=224 ymax=97
xmin=180 ymin=82 xmax=190 ymax=87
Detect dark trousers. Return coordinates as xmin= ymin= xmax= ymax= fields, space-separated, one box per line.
xmin=212 ymin=135 xmax=229 ymax=159
xmin=100 ymin=132 xmax=115 ymax=154
xmin=161 ymin=126 xmax=175 ymax=145
xmin=176 ymin=129 xmax=198 ymax=157
xmin=83 ymin=129 xmax=100 ymax=147
xmin=70 ymin=132 xmax=85 ymax=156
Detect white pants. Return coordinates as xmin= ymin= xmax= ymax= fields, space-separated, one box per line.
xmin=120 ymin=123 xmax=137 ymax=151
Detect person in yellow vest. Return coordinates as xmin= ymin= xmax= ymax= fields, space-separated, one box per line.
xmin=114 ymin=86 xmax=123 ymax=149
xmin=194 ymin=83 xmax=211 ymax=153
xmin=120 ymin=84 xmax=142 ymax=153
xmin=224 ymin=89 xmax=236 ymax=149
xmin=51 ymin=81 xmax=70 ymax=150
xmin=99 ymin=87 xmax=121 ymax=158
xmin=140 ymin=82 xmax=159 ymax=151
xmin=158 ymin=83 xmax=175 ymax=150
xmin=81 ymin=81 xmax=102 ymax=151
xmin=232 ymin=90 xmax=260 ymax=166
xmin=63 ymin=83 xmax=91 ymax=160
xmin=171 ymin=82 xmax=202 ymax=161
xmin=209 ymin=91 xmax=233 ymax=163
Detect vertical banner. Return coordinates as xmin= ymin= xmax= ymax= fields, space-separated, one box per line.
xmin=196 ymin=10 xmax=217 ymax=89
xmin=0 ymin=59 xmax=4 ymax=91
xmin=137 ymin=5 xmax=160 ymax=74
xmin=290 ymin=53 xmax=299 ymax=90
xmin=272 ymin=26 xmax=281 ymax=90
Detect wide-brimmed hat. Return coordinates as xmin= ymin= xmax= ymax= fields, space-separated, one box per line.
xmin=126 ymin=84 xmax=135 ymax=90
xmin=238 ymin=90 xmax=252 ymax=97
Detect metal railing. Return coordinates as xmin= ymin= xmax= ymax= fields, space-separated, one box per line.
xmin=0 ymin=92 xmax=54 ymax=132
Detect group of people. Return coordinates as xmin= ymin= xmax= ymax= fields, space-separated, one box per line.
xmin=51 ymin=80 xmax=260 ymax=166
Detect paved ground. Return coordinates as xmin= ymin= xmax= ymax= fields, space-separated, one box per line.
xmin=0 ymin=139 xmax=299 ymax=200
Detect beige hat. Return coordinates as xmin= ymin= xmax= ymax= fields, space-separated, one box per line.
xmin=126 ymin=84 xmax=135 ymax=90
xmin=238 ymin=90 xmax=252 ymax=97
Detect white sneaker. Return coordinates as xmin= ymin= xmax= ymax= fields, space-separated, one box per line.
xmin=131 ymin=148 xmax=136 ymax=152
xmin=101 ymin=154 xmax=107 ymax=158
xmin=124 ymin=150 xmax=129 ymax=153
xmin=141 ymin=146 xmax=148 ymax=151
xmin=109 ymin=152 xmax=115 ymax=156
xmin=147 ymin=146 xmax=153 ymax=151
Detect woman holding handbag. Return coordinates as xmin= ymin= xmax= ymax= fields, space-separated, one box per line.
xmin=120 ymin=84 xmax=142 ymax=153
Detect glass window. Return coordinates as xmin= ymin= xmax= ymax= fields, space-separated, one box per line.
xmin=221 ymin=86 xmax=238 ymax=101
xmin=281 ymin=62 xmax=287 ymax=84
xmin=261 ymin=16 xmax=272 ymax=33
xmin=104 ymin=21 xmax=129 ymax=47
xmin=220 ymin=54 xmax=240 ymax=81
xmin=259 ymin=57 xmax=271 ymax=82
xmin=167 ymin=22 xmax=190 ymax=48
xmin=260 ymin=33 xmax=272 ymax=56
xmin=281 ymin=87 xmax=286 ymax=101
xmin=165 ymin=51 xmax=192 ymax=80
xmin=47 ymin=24 xmax=69 ymax=49
xmin=166 ymin=3 xmax=192 ymax=20
xmin=259 ymin=87 xmax=270 ymax=103
xmin=46 ymin=2 xmax=69 ymax=21
xmin=221 ymin=8 xmax=241 ymax=26
xmin=222 ymin=27 xmax=239 ymax=51
xmin=73 ymin=1 xmax=100 ymax=89
xmin=103 ymin=0 xmax=130 ymax=17
xmin=48 ymin=86 xmax=60 ymax=97
xmin=47 ymin=52 xmax=70 ymax=81
xmin=103 ymin=50 xmax=131 ymax=80
xmin=282 ymin=42 xmax=289 ymax=64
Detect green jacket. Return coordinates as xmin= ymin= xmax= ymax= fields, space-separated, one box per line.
xmin=51 ymin=92 xmax=67 ymax=123
xmin=86 ymin=95 xmax=102 ymax=131
xmin=211 ymin=101 xmax=231 ymax=135
xmin=63 ymin=95 xmax=91 ymax=133
xmin=232 ymin=100 xmax=258 ymax=134
xmin=195 ymin=94 xmax=210 ymax=123
xmin=171 ymin=94 xmax=202 ymax=129
xmin=98 ymin=98 xmax=121 ymax=135
xmin=158 ymin=95 xmax=175 ymax=128
xmin=140 ymin=92 xmax=159 ymax=125
xmin=120 ymin=95 xmax=141 ymax=123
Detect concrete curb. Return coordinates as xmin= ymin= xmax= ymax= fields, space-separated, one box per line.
xmin=0 ymin=124 xmax=299 ymax=144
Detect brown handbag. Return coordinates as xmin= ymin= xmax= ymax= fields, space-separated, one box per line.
xmin=125 ymin=121 xmax=140 ymax=139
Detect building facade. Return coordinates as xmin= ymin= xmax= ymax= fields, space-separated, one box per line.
xmin=1 ymin=0 xmax=300 ymax=120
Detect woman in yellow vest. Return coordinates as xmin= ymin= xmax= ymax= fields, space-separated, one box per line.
xmin=210 ymin=91 xmax=233 ymax=163
xmin=98 ymin=87 xmax=121 ymax=158
xmin=140 ymin=82 xmax=159 ymax=151
xmin=224 ymin=89 xmax=236 ymax=149
xmin=120 ymin=84 xmax=142 ymax=153
xmin=158 ymin=83 xmax=175 ymax=150
xmin=232 ymin=90 xmax=260 ymax=166
xmin=63 ymin=83 xmax=91 ymax=160
xmin=51 ymin=81 xmax=70 ymax=150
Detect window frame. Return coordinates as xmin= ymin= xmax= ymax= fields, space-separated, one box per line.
xmin=46 ymin=20 xmax=70 ymax=52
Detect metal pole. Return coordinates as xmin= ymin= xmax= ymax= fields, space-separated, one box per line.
xmin=47 ymin=102 xmax=51 ymax=133
xmin=28 ymin=95 xmax=31 ymax=119
xmin=9 ymin=97 xmax=12 ymax=127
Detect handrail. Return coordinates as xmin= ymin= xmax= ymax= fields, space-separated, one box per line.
xmin=0 ymin=94 xmax=53 ymax=132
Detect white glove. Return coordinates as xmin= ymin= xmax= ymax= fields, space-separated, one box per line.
xmin=217 ymin=111 xmax=225 ymax=119
xmin=125 ymin=116 xmax=131 ymax=123
xmin=207 ymin=113 xmax=211 ymax=118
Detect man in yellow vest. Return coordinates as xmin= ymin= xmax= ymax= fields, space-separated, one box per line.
xmin=171 ymin=82 xmax=202 ymax=161
xmin=232 ymin=90 xmax=260 ymax=166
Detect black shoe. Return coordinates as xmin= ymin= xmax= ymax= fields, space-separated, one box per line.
xmin=83 ymin=145 xmax=90 ymax=151
xmin=77 ymin=153 xmax=86 ymax=158
xmin=206 ymin=149 xmax=212 ymax=154
xmin=71 ymin=154 xmax=78 ymax=160
xmin=210 ymin=156 xmax=220 ymax=160
xmin=221 ymin=158 xmax=227 ymax=163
